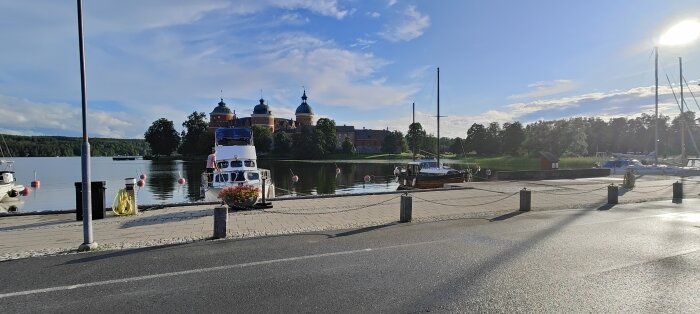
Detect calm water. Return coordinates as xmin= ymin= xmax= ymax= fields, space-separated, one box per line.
xmin=2 ymin=157 xmax=478 ymax=213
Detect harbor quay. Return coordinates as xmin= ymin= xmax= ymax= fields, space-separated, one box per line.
xmin=1 ymin=175 xmax=698 ymax=261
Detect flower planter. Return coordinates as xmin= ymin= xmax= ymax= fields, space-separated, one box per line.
xmin=218 ymin=185 xmax=260 ymax=210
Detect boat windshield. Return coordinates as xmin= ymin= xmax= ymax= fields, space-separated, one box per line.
xmin=420 ymin=162 xmax=439 ymax=168
xmin=215 ymin=128 xmax=253 ymax=146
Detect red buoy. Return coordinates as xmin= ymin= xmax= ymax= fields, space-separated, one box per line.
xmin=292 ymin=175 xmax=299 ymax=183
xmin=20 ymin=187 xmax=32 ymax=196
xmin=139 ymin=174 xmax=147 ymax=180
xmin=178 ymin=177 xmax=186 ymax=185
xmin=137 ymin=179 xmax=145 ymax=187
xmin=31 ymin=180 xmax=41 ymax=188
xmin=363 ymin=175 xmax=371 ymax=183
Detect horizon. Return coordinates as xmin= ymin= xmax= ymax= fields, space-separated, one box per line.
xmin=1 ymin=1 xmax=700 ymax=139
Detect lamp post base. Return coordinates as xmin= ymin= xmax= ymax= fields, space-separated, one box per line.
xmin=78 ymin=242 xmax=98 ymax=252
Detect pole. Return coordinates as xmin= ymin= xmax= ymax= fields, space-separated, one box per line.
xmin=680 ymin=57 xmax=686 ymax=165
xmin=654 ymin=47 xmax=659 ymax=165
xmin=437 ymin=67 xmax=440 ymax=167
xmin=77 ymin=0 xmax=96 ymax=251
xmin=412 ymin=102 xmax=415 ymax=161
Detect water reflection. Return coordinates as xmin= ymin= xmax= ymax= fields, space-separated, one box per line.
xmin=182 ymin=161 xmax=205 ymax=202
xmin=146 ymin=160 xmax=177 ymax=200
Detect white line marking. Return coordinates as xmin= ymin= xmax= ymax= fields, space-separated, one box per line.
xmin=0 ymin=240 xmax=439 ymax=299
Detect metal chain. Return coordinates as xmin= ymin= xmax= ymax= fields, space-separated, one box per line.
xmin=262 ymin=195 xmax=403 ymax=215
xmin=622 ymin=184 xmax=673 ymax=194
xmin=535 ymin=185 xmax=608 ymax=195
xmin=411 ymin=192 xmax=518 ymax=208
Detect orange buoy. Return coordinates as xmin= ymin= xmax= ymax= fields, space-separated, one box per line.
xmin=137 ymin=179 xmax=145 ymax=187
xmin=31 ymin=180 xmax=40 ymax=188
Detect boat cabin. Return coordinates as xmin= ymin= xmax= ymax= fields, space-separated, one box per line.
xmin=686 ymin=158 xmax=700 ymax=168
xmin=1 ymin=171 xmax=16 ymax=184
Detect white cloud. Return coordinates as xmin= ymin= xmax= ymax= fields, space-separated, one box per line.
xmin=350 ymin=84 xmax=693 ymax=138
xmin=387 ymin=0 xmax=398 ymax=7
xmin=508 ymin=79 xmax=577 ymax=100
xmin=350 ymin=38 xmax=377 ymax=49
xmin=366 ymin=11 xmax=381 ymax=18
xmin=0 ymin=94 xmax=146 ymax=138
xmin=379 ymin=5 xmax=430 ymax=42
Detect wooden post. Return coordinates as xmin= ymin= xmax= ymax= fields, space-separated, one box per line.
xmin=519 ymin=188 xmax=531 ymax=212
xmin=607 ymin=184 xmax=618 ymax=204
xmin=400 ymin=194 xmax=412 ymax=223
xmin=213 ymin=206 xmax=228 ymax=239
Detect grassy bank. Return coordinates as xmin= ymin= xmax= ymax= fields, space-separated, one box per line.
xmin=457 ymin=156 xmax=599 ymax=170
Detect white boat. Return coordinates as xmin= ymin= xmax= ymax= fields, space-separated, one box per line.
xmin=1 ymin=160 xmax=25 ymax=203
xmin=200 ymin=128 xmax=275 ymax=204
xmin=601 ymin=159 xmax=679 ymax=175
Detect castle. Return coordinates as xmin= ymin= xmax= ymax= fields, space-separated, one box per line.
xmin=208 ymin=91 xmax=389 ymax=153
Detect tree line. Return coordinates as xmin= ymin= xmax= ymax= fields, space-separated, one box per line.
xmin=145 ymin=110 xmax=699 ymax=159
xmin=0 ymin=134 xmax=145 ymax=157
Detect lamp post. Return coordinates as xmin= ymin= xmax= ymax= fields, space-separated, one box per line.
xmin=77 ymin=0 xmax=97 ymax=251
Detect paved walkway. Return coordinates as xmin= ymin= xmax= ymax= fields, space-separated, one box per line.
xmin=1 ymin=175 xmax=698 ymax=261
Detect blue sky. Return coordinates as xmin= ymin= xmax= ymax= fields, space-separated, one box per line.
xmin=1 ymin=0 xmax=700 ymax=138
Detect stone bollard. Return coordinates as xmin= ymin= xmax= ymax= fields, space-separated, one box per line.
xmin=672 ymin=181 xmax=683 ymax=200
xmin=125 ymin=178 xmax=138 ymax=214
xmin=213 ymin=206 xmax=228 ymax=239
xmin=400 ymin=194 xmax=412 ymax=223
xmin=519 ymin=188 xmax=531 ymax=212
xmin=607 ymin=184 xmax=618 ymax=204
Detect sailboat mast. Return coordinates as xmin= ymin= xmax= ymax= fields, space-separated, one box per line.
xmin=437 ymin=67 xmax=440 ymax=167
xmin=680 ymin=57 xmax=686 ymax=165
xmin=412 ymin=102 xmax=416 ymax=161
xmin=654 ymin=47 xmax=658 ymax=165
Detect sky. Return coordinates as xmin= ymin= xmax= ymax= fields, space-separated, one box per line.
xmin=1 ymin=0 xmax=700 ymax=139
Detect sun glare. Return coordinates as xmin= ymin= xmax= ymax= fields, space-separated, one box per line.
xmin=659 ymin=19 xmax=700 ymax=46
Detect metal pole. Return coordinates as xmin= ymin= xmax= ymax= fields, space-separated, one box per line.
xmin=680 ymin=57 xmax=686 ymax=165
xmin=437 ymin=67 xmax=440 ymax=167
xmin=654 ymin=47 xmax=659 ymax=165
xmin=412 ymin=102 xmax=415 ymax=160
xmin=77 ymin=0 xmax=96 ymax=251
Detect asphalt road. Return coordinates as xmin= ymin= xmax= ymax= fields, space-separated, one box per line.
xmin=1 ymin=199 xmax=698 ymax=313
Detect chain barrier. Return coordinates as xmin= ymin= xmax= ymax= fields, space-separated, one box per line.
xmin=410 ymin=192 xmax=519 ymax=208
xmin=261 ymin=194 xmax=403 ymax=215
xmin=534 ymin=185 xmax=608 ymax=195
xmin=621 ymin=184 xmax=673 ymax=194
xmin=273 ymin=185 xmax=315 ymax=197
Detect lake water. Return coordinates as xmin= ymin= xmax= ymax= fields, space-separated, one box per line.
xmin=2 ymin=157 xmax=480 ymax=213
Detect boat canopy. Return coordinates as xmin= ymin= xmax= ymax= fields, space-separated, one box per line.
xmin=215 ymin=128 xmax=254 ymax=146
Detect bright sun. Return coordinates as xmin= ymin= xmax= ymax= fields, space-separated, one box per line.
xmin=660 ymin=19 xmax=700 ymax=46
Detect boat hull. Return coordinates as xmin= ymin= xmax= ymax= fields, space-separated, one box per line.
xmin=397 ymin=172 xmax=465 ymax=189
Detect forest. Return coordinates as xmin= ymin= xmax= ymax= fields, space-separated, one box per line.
xmin=0 ymin=134 xmax=146 ymax=157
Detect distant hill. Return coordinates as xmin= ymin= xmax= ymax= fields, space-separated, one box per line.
xmin=0 ymin=134 xmax=146 ymax=157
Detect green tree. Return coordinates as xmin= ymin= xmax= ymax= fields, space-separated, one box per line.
xmin=406 ymin=122 xmax=426 ymax=157
xmin=465 ymin=123 xmax=487 ymax=154
xmin=178 ymin=111 xmax=210 ymax=156
xmin=273 ymin=131 xmax=292 ymax=155
xmin=483 ymin=122 xmax=502 ymax=154
xmin=293 ymin=126 xmax=325 ymax=159
xmin=501 ymin=121 xmax=524 ymax=156
xmin=251 ymin=125 xmax=272 ymax=153
xmin=381 ymin=130 xmax=406 ymax=153
xmin=144 ymin=118 xmax=180 ymax=156
xmin=450 ymin=137 xmax=465 ymax=156
xmin=315 ymin=118 xmax=337 ymax=154
xmin=341 ymin=136 xmax=356 ymax=155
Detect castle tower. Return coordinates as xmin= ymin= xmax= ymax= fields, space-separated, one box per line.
xmin=251 ymin=98 xmax=275 ymax=131
xmin=295 ymin=90 xmax=314 ymax=127
xmin=209 ymin=98 xmax=235 ymax=130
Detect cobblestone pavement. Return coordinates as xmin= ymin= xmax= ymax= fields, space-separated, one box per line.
xmin=1 ymin=175 xmax=698 ymax=261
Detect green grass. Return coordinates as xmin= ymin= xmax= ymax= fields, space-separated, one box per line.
xmin=455 ymin=155 xmax=601 ymax=170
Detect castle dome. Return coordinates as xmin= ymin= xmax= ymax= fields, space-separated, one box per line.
xmin=253 ymin=98 xmax=270 ymax=115
xmin=295 ymin=90 xmax=314 ymax=115
xmin=211 ymin=98 xmax=232 ymax=115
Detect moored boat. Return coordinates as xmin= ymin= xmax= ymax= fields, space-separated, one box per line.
xmin=200 ymin=128 xmax=275 ymax=205
xmin=1 ymin=160 xmax=25 ymax=203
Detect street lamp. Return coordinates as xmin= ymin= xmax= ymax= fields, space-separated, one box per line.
xmin=77 ymin=0 xmax=97 ymax=252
